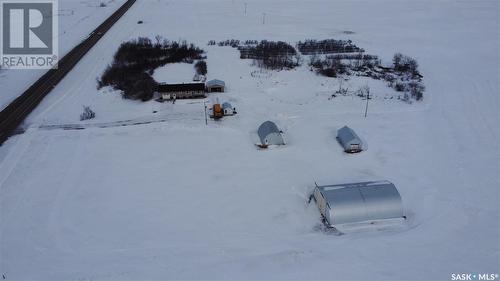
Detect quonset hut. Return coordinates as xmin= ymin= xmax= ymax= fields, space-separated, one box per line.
xmin=206 ymin=79 xmax=225 ymax=92
xmin=313 ymin=181 xmax=404 ymax=227
xmin=337 ymin=126 xmax=364 ymax=153
xmin=222 ymin=102 xmax=236 ymax=116
xmin=257 ymin=121 xmax=285 ymax=147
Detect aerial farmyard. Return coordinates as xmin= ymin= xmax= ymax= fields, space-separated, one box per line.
xmin=0 ymin=0 xmax=498 ymax=280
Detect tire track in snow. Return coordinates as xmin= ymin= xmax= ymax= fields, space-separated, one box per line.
xmin=46 ymin=129 xmax=90 ymax=253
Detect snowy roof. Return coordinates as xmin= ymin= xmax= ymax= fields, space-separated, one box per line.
xmin=206 ymin=79 xmax=225 ymax=87
xmin=316 ymin=181 xmax=403 ymax=226
xmin=337 ymin=126 xmax=363 ymax=149
xmin=337 ymin=126 xmax=360 ymax=143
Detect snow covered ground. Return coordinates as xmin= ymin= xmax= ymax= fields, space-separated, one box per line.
xmin=1 ymin=0 xmax=499 ymax=280
xmin=0 ymin=0 xmax=127 ymax=110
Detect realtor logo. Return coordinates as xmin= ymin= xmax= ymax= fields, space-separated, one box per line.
xmin=1 ymin=0 xmax=58 ymax=69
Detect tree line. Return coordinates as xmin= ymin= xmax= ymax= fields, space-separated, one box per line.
xmin=239 ymin=40 xmax=300 ymax=70
xmin=297 ymin=39 xmax=364 ymax=55
xmin=98 ymin=37 xmax=205 ymax=101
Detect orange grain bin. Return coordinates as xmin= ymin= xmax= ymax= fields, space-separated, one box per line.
xmin=213 ymin=103 xmax=223 ymax=119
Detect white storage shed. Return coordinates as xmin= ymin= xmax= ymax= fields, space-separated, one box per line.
xmin=257 ymin=121 xmax=285 ymax=146
xmin=222 ymin=102 xmax=236 ymax=116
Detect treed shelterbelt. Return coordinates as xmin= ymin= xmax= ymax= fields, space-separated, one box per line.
xmin=98 ymin=36 xmax=205 ymax=101
xmin=238 ymin=40 xmax=300 ymax=70
xmin=297 ymin=39 xmax=364 ymax=54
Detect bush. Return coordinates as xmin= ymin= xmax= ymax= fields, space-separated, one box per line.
xmin=393 ymin=53 xmax=420 ymax=77
xmin=394 ymin=82 xmax=406 ymax=92
xmin=195 ymin=60 xmax=207 ymax=75
xmin=239 ymin=40 xmax=299 ymax=70
xmin=407 ymin=81 xmax=425 ymax=100
xmin=297 ymin=39 xmax=364 ymax=55
xmin=80 ymin=106 xmax=96 ymax=121
xmin=309 ymin=56 xmax=348 ymax=77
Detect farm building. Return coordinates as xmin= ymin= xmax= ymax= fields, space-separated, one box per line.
xmin=222 ymin=102 xmax=236 ymax=116
xmin=206 ymin=79 xmax=225 ymax=92
xmin=313 ymin=181 xmax=405 ymax=228
xmin=337 ymin=126 xmax=364 ymax=153
xmin=157 ymin=83 xmax=206 ymax=100
xmin=258 ymin=121 xmax=285 ymax=146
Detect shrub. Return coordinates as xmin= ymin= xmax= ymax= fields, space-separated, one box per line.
xmin=297 ymin=39 xmax=364 ymax=55
xmin=239 ymin=40 xmax=299 ymax=70
xmin=407 ymin=81 xmax=425 ymax=100
xmin=393 ymin=53 xmax=420 ymax=77
xmin=394 ymin=82 xmax=406 ymax=92
xmin=195 ymin=60 xmax=207 ymax=75
xmin=80 ymin=106 xmax=96 ymax=121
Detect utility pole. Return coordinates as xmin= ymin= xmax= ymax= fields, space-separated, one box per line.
xmin=244 ymin=2 xmax=247 ymax=15
xmin=262 ymin=12 xmax=266 ymax=24
xmin=364 ymin=87 xmax=370 ymax=118
xmin=204 ymin=100 xmax=208 ymax=125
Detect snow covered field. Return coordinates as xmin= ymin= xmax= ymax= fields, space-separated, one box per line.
xmin=0 ymin=0 xmax=127 ymax=110
xmin=1 ymin=0 xmax=499 ymax=280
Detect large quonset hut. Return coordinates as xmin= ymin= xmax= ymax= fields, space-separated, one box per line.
xmin=313 ymin=181 xmax=404 ymax=227
xmin=257 ymin=121 xmax=285 ymax=146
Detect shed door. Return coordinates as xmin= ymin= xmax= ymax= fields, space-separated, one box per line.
xmin=314 ymin=189 xmax=327 ymax=217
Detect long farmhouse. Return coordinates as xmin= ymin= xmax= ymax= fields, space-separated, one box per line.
xmin=157 ymin=83 xmax=206 ymax=100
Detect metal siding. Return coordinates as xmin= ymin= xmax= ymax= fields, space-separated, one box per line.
xmin=317 ymin=181 xmax=403 ymax=226
xmin=258 ymin=121 xmax=284 ymax=145
xmin=324 ymin=187 xmax=367 ymax=225
xmin=360 ymin=185 xmax=403 ymax=221
xmin=337 ymin=126 xmax=363 ymax=150
xmin=265 ymin=132 xmax=285 ymax=145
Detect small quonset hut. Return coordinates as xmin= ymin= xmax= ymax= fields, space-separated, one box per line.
xmin=257 ymin=121 xmax=285 ymax=146
xmin=337 ymin=126 xmax=364 ymax=153
xmin=222 ymin=102 xmax=236 ymax=116
xmin=313 ymin=181 xmax=404 ymax=227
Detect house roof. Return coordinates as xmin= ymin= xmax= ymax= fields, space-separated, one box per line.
xmin=206 ymin=79 xmax=225 ymax=87
xmin=316 ymin=181 xmax=403 ymax=225
xmin=157 ymin=83 xmax=205 ymax=92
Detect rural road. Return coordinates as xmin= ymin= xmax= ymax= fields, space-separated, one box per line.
xmin=0 ymin=0 xmax=137 ymax=145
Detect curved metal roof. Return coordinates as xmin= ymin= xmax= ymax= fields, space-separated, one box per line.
xmin=258 ymin=121 xmax=284 ymax=145
xmin=206 ymin=79 xmax=225 ymax=87
xmin=316 ymin=181 xmax=403 ymax=225
xmin=337 ymin=126 xmax=361 ymax=145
